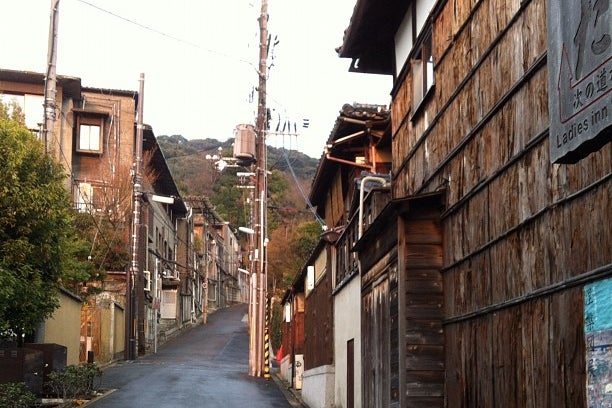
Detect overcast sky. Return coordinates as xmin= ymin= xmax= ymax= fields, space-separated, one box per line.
xmin=1 ymin=0 xmax=391 ymax=158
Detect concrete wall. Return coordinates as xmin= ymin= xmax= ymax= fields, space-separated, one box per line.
xmin=302 ymin=364 xmax=335 ymax=408
xmin=42 ymin=290 xmax=82 ymax=366
xmin=99 ymin=301 xmax=125 ymax=364
xmin=334 ymin=277 xmax=362 ymax=408
xmin=280 ymin=354 xmax=292 ymax=383
xmin=113 ymin=304 xmax=125 ymax=360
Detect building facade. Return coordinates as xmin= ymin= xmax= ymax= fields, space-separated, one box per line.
xmin=0 ymin=68 xmax=201 ymax=363
xmin=338 ymin=0 xmax=611 ymax=406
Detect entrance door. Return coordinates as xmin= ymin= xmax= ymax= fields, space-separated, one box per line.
xmin=347 ymin=338 xmax=354 ymax=408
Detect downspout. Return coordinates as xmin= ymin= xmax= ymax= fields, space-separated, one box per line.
xmin=185 ymin=207 xmax=195 ymax=323
xmin=154 ymin=258 xmax=159 ymax=353
xmin=357 ymin=176 xmax=388 ymax=280
xmin=358 ymin=176 xmax=388 ymax=239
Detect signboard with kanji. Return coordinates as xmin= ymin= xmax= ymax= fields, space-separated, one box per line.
xmin=547 ymin=0 xmax=611 ymax=163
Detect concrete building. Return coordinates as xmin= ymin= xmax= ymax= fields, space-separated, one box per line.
xmin=0 ymin=68 xmax=198 ymax=363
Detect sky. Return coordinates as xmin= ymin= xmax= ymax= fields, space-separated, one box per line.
xmin=1 ymin=0 xmax=391 ymax=158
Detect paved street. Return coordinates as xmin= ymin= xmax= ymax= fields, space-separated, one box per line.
xmin=89 ymin=304 xmax=295 ymax=408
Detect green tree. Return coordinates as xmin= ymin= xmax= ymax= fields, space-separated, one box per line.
xmin=211 ymin=166 xmax=250 ymax=228
xmin=267 ymin=220 xmax=321 ymax=294
xmin=0 ymin=98 xmax=25 ymax=125
xmin=0 ymin=116 xmax=77 ymax=343
xmin=60 ymin=214 xmax=107 ymax=296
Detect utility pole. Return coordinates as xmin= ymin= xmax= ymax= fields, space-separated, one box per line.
xmin=128 ymin=73 xmax=145 ymax=360
xmin=249 ymin=0 xmax=269 ymax=378
xmin=43 ymin=0 xmax=60 ymax=155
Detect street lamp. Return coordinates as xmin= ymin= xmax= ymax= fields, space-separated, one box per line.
xmin=151 ymin=194 xmax=175 ymax=205
xmin=239 ymin=226 xmax=255 ymax=235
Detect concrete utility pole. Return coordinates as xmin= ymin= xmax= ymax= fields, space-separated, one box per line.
xmin=43 ymin=0 xmax=60 ymax=155
xmin=249 ymin=0 xmax=269 ymax=378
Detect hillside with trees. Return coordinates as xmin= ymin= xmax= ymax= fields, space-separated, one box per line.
xmin=157 ymin=135 xmax=323 ymax=296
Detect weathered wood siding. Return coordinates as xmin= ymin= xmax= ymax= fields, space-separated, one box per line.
xmin=446 ymin=287 xmax=586 ymax=407
xmin=390 ymin=0 xmax=611 ymax=406
xmin=282 ymin=309 xmax=305 ymax=356
xmin=326 ymin=170 xmax=347 ymax=228
xmin=304 ymin=249 xmax=334 ymax=370
xmin=399 ymin=197 xmax=445 ymax=407
xmin=361 ymin=249 xmax=401 ymax=408
xmin=363 ymin=270 xmax=391 ymax=407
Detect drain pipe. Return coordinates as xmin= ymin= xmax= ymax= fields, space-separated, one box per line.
xmin=358 ymin=176 xmax=388 ymax=239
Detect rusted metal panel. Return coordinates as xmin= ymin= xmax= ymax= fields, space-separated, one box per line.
xmin=303 ymin=270 xmax=333 ymax=370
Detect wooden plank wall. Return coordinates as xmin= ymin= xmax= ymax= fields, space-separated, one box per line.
xmin=362 ymin=274 xmax=391 ymax=407
xmin=389 ymin=0 xmax=611 ymax=405
xmin=283 ymin=310 xmax=305 ymax=353
xmin=445 ymin=287 xmax=585 ymax=407
xmin=400 ymin=199 xmax=445 ymax=407
xmin=303 ymin=261 xmax=334 ymax=370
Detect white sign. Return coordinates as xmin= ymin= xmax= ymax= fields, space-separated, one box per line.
xmin=294 ymin=354 xmax=304 ymax=390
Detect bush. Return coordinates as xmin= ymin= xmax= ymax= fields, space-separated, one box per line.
xmin=0 ymin=382 xmax=38 ymax=408
xmin=47 ymin=363 xmax=102 ymax=400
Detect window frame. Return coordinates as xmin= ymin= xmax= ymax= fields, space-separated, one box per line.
xmin=76 ymin=114 xmax=104 ymax=154
xmin=411 ymin=27 xmax=435 ymax=119
xmin=75 ymin=181 xmax=93 ymax=213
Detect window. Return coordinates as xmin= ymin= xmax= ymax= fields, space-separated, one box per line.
xmin=79 ymin=124 xmax=100 ymax=150
xmin=76 ymin=115 xmax=104 ymax=153
xmin=411 ymin=29 xmax=434 ymax=112
xmin=76 ymin=182 xmax=93 ymax=213
xmin=0 ymin=93 xmax=44 ymax=131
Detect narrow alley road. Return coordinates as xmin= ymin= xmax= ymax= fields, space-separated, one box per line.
xmin=89 ymin=304 xmax=296 ymax=408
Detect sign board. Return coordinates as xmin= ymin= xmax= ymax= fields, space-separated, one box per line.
xmin=584 ymin=277 xmax=612 ymax=407
xmin=294 ymin=354 xmax=304 ymax=390
xmin=547 ymin=0 xmax=611 ymax=163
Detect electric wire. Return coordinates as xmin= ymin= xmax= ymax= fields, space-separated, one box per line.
xmin=280 ymin=148 xmax=324 ymax=227
xmin=73 ymin=0 xmax=260 ymax=74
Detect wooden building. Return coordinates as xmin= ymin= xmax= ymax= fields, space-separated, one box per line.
xmin=280 ymin=277 xmax=306 ymax=387
xmin=338 ymin=0 xmax=611 ymax=407
xmin=306 ymin=104 xmax=392 ymax=408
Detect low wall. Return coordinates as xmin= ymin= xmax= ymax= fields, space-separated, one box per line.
xmin=302 ymin=364 xmax=335 ymax=408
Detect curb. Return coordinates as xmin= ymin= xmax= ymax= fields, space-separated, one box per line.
xmin=271 ymin=370 xmax=307 ymax=407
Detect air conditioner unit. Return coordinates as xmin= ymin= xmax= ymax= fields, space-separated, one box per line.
xmin=143 ymin=270 xmax=151 ymax=291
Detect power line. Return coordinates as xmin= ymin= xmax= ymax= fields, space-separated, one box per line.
xmin=280 ymin=147 xmax=325 ymax=227
xmin=73 ymin=0 xmax=259 ymax=72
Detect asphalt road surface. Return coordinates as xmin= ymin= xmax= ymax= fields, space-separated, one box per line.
xmin=89 ymin=303 xmax=294 ymax=408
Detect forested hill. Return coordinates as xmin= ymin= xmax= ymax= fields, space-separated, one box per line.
xmin=156 ymin=134 xmax=320 ymax=224
xmin=157 ymin=135 xmax=319 ymax=183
